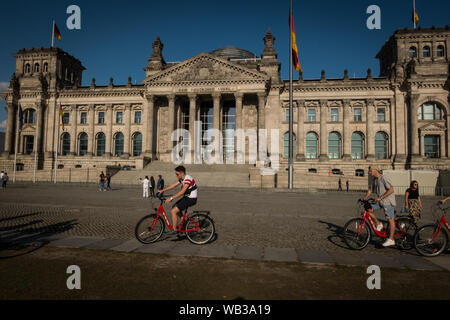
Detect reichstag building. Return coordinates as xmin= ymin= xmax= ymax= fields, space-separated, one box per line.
xmin=1 ymin=26 xmax=450 ymax=176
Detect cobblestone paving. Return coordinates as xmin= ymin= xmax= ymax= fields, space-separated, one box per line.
xmin=0 ymin=183 xmax=448 ymax=260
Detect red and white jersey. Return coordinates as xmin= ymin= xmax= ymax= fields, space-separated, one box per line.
xmin=179 ymin=175 xmax=197 ymax=198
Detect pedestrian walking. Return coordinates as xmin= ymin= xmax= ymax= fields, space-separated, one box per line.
xmin=346 ymin=180 xmax=349 ymax=192
xmin=338 ymin=178 xmax=342 ymax=191
xmin=140 ymin=176 xmax=150 ymax=198
xmin=99 ymin=171 xmax=106 ymax=191
xmin=106 ymin=173 xmax=112 ymax=190
xmin=403 ymin=180 xmax=422 ymax=224
xmin=150 ymin=176 xmax=156 ymax=197
xmin=157 ymin=175 xmax=164 ymax=191
xmin=2 ymin=172 xmax=9 ymax=189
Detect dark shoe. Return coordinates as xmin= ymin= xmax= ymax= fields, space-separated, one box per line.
xmin=166 ymin=230 xmax=178 ymax=236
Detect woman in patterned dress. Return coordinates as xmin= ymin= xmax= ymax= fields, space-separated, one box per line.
xmin=404 ymin=180 xmax=422 ymax=224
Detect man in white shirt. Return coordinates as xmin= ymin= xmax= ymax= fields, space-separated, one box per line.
xmin=158 ymin=166 xmax=197 ymax=236
xmin=140 ymin=176 xmax=150 ymax=198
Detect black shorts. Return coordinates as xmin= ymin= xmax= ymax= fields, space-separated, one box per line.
xmin=174 ymin=197 xmax=197 ymax=212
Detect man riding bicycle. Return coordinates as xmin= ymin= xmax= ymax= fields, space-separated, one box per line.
xmin=158 ymin=165 xmax=197 ymax=236
xmin=362 ymin=166 xmax=397 ymax=247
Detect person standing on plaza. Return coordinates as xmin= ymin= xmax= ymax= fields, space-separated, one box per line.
xmin=140 ymin=176 xmax=150 ymax=198
xmin=362 ymin=167 xmax=397 ymax=247
xmin=404 ymin=180 xmax=422 ymax=224
xmin=106 ymin=173 xmax=112 ymax=190
xmin=346 ymin=180 xmax=349 ymax=192
xmin=338 ymin=178 xmax=342 ymax=191
xmin=150 ymin=176 xmax=156 ymax=197
xmin=2 ymin=172 xmax=9 ymax=189
xmin=99 ymin=171 xmax=106 ymax=191
xmin=157 ymin=175 xmax=164 ymax=191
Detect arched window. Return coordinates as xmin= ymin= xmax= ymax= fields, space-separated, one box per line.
xmin=23 ymin=109 xmax=36 ymax=124
xmin=283 ymin=132 xmax=296 ymax=158
xmin=34 ymin=63 xmax=40 ymax=73
xmin=96 ymin=133 xmax=106 ymax=156
xmin=43 ymin=62 xmax=49 ymax=73
xmin=114 ymin=132 xmax=124 ymax=156
xmin=423 ymin=46 xmax=431 ymax=58
xmin=409 ymin=46 xmax=417 ymax=58
xmin=417 ymin=102 xmax=443 ymax=120
xmin=351 ymin=132 xmax=364 ymax=160
xmin=61 ymin=133 xmax=71 ymax=155
xmin=437 ymin=45 xmax=445 ymax=57
xmin=305 ymin=132 xmax=318 ymax=159
xmin=78 ymin=133 xmax=88 ymax=156
xmin=328 ymin=132 xmax=341 ymax=159
xmin=375 ymin=132 xmax=389 ymax=159
xmin=25 ymin=63 xmax=31 ymax=73
xmin=132 ymin=132 xmax=142 ymax=156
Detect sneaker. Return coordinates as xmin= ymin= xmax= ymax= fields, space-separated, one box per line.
xmin=382 ymin=239 xmax=395 ymax=247
xmin=376 ymin=223 xmax=383 ymax=231
xmin=166 ymin=230 xmax=178 ymax=236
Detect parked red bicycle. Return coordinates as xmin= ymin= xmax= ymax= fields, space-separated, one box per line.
xmin=135 ymin=193 xmax=215 ymax=245
xmin=414 ymin=202 xmax=449 ymax=257
xmin=343 ymin=199 xmax=416 ymax=250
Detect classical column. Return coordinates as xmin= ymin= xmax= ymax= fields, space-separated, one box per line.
xmin=257 ymin=93 xmax=265 ymax=130
xmin=123 ymin=103 xmax=131 ymax=158
xmin=296 ymin=100 xmax=305 ymax=161
xmin=34 ymin=102 xmax=44 ymax=154
xmin=3 ymin=104 xmax=15 ymax=156
xmin=366 ymin=99 xmax=375 ymax=159
xmin=145 ymin=95 xmax=155 ymax=158
xmin=70 ymin=105 xmax=78 ymax=156
xmin=213 ymin=93 xmax=221 ymax=131
xmin=409 ymin=94 xmax=421 ymax=159
xmin=167 ymin=94 xmax=175 ymax=153
xmin=105 ymin=104 xmax=112 ymax=158
xmin=188 ymin=94 xmax=197 ymax=159
xmin=388 ymin=98 xmax=396 ymax=159
xmin=319 ymin=100 xmax=328 ymax=161
xmin=393 ymin=86 xmax=406 ymax=161
xmin=234 ymin=92 xmax=243 ymax=130
xmin=45 ymin=97 xmax=57 ymax=158
xmin=87 ymin=104 xmax=95 ymax=156
xmin=342 ymin=100 xmax=352 ymax=160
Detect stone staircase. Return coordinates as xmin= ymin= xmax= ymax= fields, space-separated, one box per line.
xmin=112 ymin=161 xmax=253 ymax=188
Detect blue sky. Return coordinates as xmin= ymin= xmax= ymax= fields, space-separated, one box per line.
xmin=0 ymin=0 xmax=449 ymax=130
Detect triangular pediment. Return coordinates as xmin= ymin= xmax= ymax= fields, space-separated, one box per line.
xmin=419 ymin=122 xmax=446 ymax=132
xmin=144 ymin=52 xmax=269 ymax=84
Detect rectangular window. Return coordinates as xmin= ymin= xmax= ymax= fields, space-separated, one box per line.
xmin=285 ymin=109 xmax=290 ymax=122
xmin=330 ymin=108 xmax=339 ymax=122
xmin=424 ymin=135 xmax=440 ymax=158
xmin=307 ymin=109 xmax=316 ymax=122
xmin=63 ymin=113 xmax=70 ymax=125
xmin=98 ymin=112 xmax=105 ymax=124
xmin=80 ymin=112 xmax=87 ymax=124
xmin=377 ymin=108 xmax=386 ymax=122
xmin=353 ymin=108 xmax=362 ymax=122
xmin=134 ymin=111 xmax=141 ymax=124
xmin=116 ymin=111 xmax=123 ymax=124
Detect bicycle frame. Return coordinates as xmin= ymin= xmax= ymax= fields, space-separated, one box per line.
xmin=357 ymin=210 xmax=406 ymax=238
xmin=428 ymin=215 xmax=450 ymax=242
xmin=152 ymin=200 xmax=201 ymax=233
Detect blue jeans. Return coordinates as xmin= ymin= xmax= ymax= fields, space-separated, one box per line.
xmin=371 ymin=202 xmax=395 ymax=219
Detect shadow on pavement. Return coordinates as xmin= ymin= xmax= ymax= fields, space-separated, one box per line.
xmin=0 ymin=212 xmax=78 ymax=259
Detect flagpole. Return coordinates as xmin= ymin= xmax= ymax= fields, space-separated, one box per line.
xmin=288 ymin=0 xmax=294 ymax=189
xmin=33 ymin=106 xmax=40 ymax=183
xmin=413 ymin=0 xmax=416 ymax=29
xmin=51 ymin=20 xmax=55 ymax=47
xmin=54 ymin=103 xmax=60 ymax=183
xmin=13 ymin=104 xmax=19 ymax=183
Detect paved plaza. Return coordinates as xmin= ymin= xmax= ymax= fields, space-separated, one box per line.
xmin=0 ymin=183 xmax=449 ymax=271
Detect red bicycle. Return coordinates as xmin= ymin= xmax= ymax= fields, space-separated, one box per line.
xmin=135 ymin=193 xmax=215 ymax=245
xmin=414 ymin=203 xmax=449 ymax=257
xmin=343 ymin=199 xmax=416 ymax=250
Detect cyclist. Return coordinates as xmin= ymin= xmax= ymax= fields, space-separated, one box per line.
xmin=158 ymin=165 xmax=197 ymax=236
xmin=362 ymin=166 xmax=397 ymax=247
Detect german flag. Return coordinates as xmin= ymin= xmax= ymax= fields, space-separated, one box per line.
xmin=413 ymin=7 xmax=419 ymax=26
xmin=290 ymin=12 xmax=302 ymax=73
xmin=54 ymin=23 xmax=62 ymax=41
xmin=59 ymin=104 xmax=64 ymax=130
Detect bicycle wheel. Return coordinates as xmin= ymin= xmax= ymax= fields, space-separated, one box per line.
xmin=185 ymin=214 xmax=215 ymax=245
xmin=135 ymin=214 xmax=164 ymax=244
xmin=414 ymin=224 xmax=448 ymax=257
xmin=395 ymin=216 xmax=417 ymax=250
xmin=343 ymin=218 xmax=371 ymax=250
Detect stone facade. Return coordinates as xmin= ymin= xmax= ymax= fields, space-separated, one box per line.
xmin=1 ymin=27 xmax=450 ymax=178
